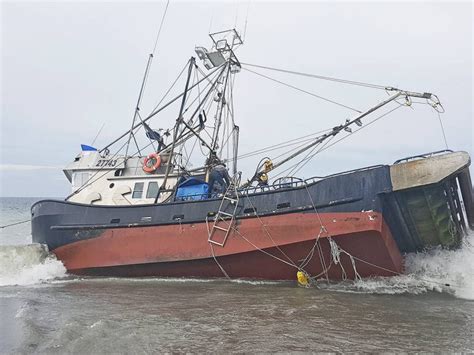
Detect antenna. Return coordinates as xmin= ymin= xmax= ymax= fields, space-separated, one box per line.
xmin=234 ymin=1 xmax=239 ymax=28
xmin=243 ymin=1 xmax=250 ymax=41
xmin=208 ymin=12 xmax=213 ymax=34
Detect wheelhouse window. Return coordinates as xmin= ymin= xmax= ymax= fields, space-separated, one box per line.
xmin=72 ymin=172 xmax=90 ymax=190
xmin=132 ymin=182 xmax=144 ymax=199
xmin=146 ymin=182 xmax=159 ymax=199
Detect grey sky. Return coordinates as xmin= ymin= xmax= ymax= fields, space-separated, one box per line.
xmin=1 ymin=0 xmax=472 ymax=197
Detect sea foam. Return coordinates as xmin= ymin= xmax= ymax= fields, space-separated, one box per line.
xmin=321 ymin=233 xmax=474 ymax=300
xmin=1 ymin=234 xmax=473 ymax=300
xmin=0 ymin=243 xmax=66 ymax=286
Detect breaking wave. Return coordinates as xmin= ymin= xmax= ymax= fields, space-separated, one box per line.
xmin=321 ymin=233 xmax=474 ymax=300
xmin=0 ymin=244 xmax=67 ymax=286
xmin=0 ymin=235 xmax=473 ymax=300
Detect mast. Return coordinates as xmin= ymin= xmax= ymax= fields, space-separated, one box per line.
xmin=210 ymin=64 xmax=231 ymax=154
xmin=232 ymin=126 xmax=239 ymax=175
xmin=194 ymin=29 xmax=243 ymax=171
xmin=158 ymin=57 xmax=195 ymax=198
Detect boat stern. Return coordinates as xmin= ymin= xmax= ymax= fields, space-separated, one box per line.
xmin=383 ymin=150 xmax=473 ymax=253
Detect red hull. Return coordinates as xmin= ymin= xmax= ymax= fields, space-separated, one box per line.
xmin=53 ymin=212 xmax=403 ymax=280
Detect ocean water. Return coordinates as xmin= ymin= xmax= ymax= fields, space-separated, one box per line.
xmin=0 ymin=197 xmax=473 ymax=353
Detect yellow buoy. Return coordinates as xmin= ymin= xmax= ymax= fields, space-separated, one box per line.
xmin=297 ymin=270 xmax=309 ymax=287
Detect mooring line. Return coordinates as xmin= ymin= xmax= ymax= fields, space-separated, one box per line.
xmin=0 ymin=219 xmax=30 ymax=229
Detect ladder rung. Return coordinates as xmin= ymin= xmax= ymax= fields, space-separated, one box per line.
xmin=213 ymin=225 xmax=229 ymax=232
xmin=223 ymin=196 xmax=238 ymax=202
xmin=208 ymin=238 xmax=225 ymax=246
xmin=218 ymin=211 xmax=234 ymax=217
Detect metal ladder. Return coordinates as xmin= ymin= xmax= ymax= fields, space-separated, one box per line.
xmin=208 ymin=174 xmax=240 ymax=247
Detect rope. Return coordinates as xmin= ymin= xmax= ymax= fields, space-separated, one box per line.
xmin=205 ymin=217 xmax=231 ymax=279
xmin=323 ymin=236 xmax=398 ymax=278
xmin=242 ymin=67 xmax=362 ymax=113
xmin=310 ymin=231 xmax=455 ymax=288
xmin=231 ymin=225 xmax=300 ymax=269
xmin=302 ymin=182 xmax=330 ymax=281
xmin=328 ymin=237 xmax=362 ymax=281
xmin=243 ymin=192 xmax=298 ymax=267
xmin=328 ymin=237 xmax=347 ymax=280
xmin=350 ymin=255 xmax=399 ymax=276
xmin=0 ymin=219 xmax=30 ymax=229
xmin=210 ymin=243 xmax=231 ymax=280
xmin=299 ymin=227 xmax=325 ymax=270
xmin=241 ymin=62 xmax=387 ymax=90
xmin=344 ymin=252 xmax=454 ymax=289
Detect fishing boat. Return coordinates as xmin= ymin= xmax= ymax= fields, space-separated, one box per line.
xmin=31 ymin=28 xmax=474 ymax=282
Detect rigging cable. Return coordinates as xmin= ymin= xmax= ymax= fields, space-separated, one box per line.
xmin=124 ymin=1 xmax=170 ymax=157
xmin=316 ymin=105 xmax=403 ymax=155
xmin=151 ymin=0 xmax=170 ymax=54
xmin=437 ymin=111 xmax=449 ymax=150
xmin=229 ymin=128 xmax=332 ymax=161
xmin=287 ymin=135 xmax=335 ymax=178
xmin=270 ymin=104 xmax=403 ymax=180
xmin=91 ymin=123 xmax=106 ymax=146
xmin=71 ymin=90 xmax=219 ymax=199
xmin=183 ymin=135 xmax=199 ymax=169
xmin=103 ymin=63 xmax=224 ymax=153
xmin=140 ymin=0 xmax=171 ymax=113
xmin=242 ymin=67 xmax=362 ymax=113
xmin=149 ymin=60 xmax=189 ymax=117
xmin=273 ymin=137 xmax=331 ymax=180
xmin=286 ymin=132 xmax=338 ymax=178
xmin=241 ymin=62 xmax=388 ymax=90
xmin=125 ymin=63 xmax=222 ymax=159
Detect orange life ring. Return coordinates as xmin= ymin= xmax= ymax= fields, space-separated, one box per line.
xmin=143 ymin=153 xmax=161 ymax=173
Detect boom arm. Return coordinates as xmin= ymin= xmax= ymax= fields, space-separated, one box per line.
xmin=245 ymin=89 xmax=437 ymax=186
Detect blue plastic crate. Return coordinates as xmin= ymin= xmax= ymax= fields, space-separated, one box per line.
xmin=175 ymin=178 xmax=209 ymax=201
